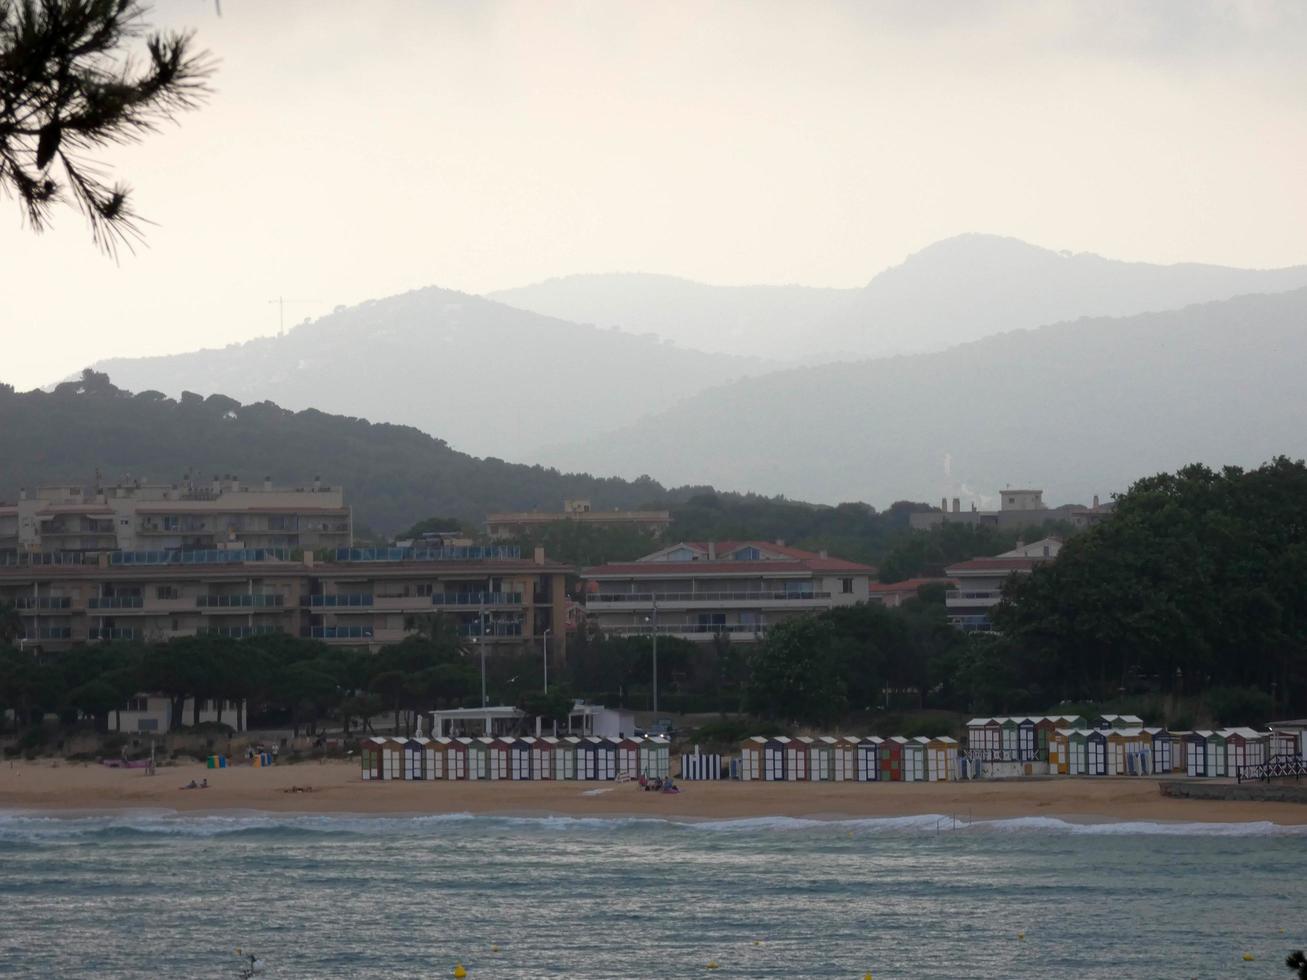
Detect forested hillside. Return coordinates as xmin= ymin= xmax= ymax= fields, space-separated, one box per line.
xmin=0 ymin=372 xmax=702 ymax=534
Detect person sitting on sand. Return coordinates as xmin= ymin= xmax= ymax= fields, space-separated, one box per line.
xmin=200 ymin=778 xmax=208 ymax=789
xmin=181 ymin=780 xmax=198 ymax=790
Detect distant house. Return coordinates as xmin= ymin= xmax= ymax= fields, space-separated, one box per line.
xmin=909 ymin=487 xmax=1111 ymax=532
xmin=485 ymin=499 xmax=672 ymax=540
xmin=583 ymin=540 xmax=874 ymax=643
xmin=943 ymin=538 xmax=1061 ymax=632
xmin=110 ymin=695 xmax=247 ymax=734
xmin=867 ymin=577 xmax=955 ymax=608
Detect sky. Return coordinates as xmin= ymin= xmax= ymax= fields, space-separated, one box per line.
xmin=4 ymin=0 xmax=1307 ymax=391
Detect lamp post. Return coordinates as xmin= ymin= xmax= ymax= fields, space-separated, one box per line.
xmin=542 ymin=628 xmax=551 ymax=694
xmin=650 ymin=595 xmax=658 ymax=715
xmin=478 ymin=605 xmax=489 ymax=709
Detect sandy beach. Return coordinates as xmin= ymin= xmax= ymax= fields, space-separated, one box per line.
xmin=1 ymin=759 xmax=1304 ymax=824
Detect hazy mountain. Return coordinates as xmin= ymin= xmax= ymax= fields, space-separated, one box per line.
xmin=490 ymin=237 xmax=1307 ymax=362
xmin=543 ymin=288 xmax=1307 ymax=506
xmin=490 ymin=273 xmax=858 ymax=362
xmin=825 ymin=234 xmax=1307 ymax=356
xmin=0 ymin=373 xmax=708 ymax=534
xmin=89 ymin=287 xmax=771 ymax=461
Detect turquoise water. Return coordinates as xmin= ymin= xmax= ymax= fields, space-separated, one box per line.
xmin=1 ymin=811 xmax=1305 ymax=979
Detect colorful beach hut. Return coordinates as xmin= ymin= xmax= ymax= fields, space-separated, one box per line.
xmin=461 ymin=737 xmax=487 ymax=780
xmin=639 ymin=737 xmax=670 ymax=779
xmin=999 ymin=718 xmax=1020 ymax=760
xmin=616 ymin=736 xmax=641 ymax=779
xmin=1106 ymin=728 xmax=1144 ymax=775
xmin=832 ymin=736 xmax=857 ymax=781
xmin=776 ymin=737 xmax=804 ymax=781
xmin=1086 ymin=730 xmax=1108 ymax=775
xmin=576 ymin=736 xmax=600 ymax=780
xmin=1048 ymin=729 xmax=1070 ymax=774
xmin=1185 ymin=731 xmax=1211 ymax=776
xmin=1206 ymin=731 xmax=1228 ymax=777
xmin=856 ymin=737 xmax=882 ymax=782
xmin=1066 ymin=730 xmax=1089 ymax=774
xmin=505 ymin=737 xmax=530 ymax=780
xmin=595 ymin=737 xmax=618 ymax=780
xmin=879 ymin=736 xmax=904 ymax=781
xmin=1142 ymin=728 xmax=1171 ymax=775
xmin=528 ymin=736 xmax=552 ymax=780
xmin=1017 ymin=718 xmax=1039 ymax=761
xmin=1223 ymin=728 xmax=1268 ymax=777
xmin=923 ymin=735 xmax=958 ymax=781
xmin=739 ymin=736 xmax=765 ymax=781
xmin=554 ymin=737 xmax=578 ymax=780
xmin=806 ymin=737 xmax=835 ymax=781
xmin=445 ymin=737 xmax=469 ymax=779
xmin=402 ymin=737 xmax=428 ymax=780
xmin=361 ymin=736 xmax=386 ymax=780
xmin=1034 ymin=717 xmax=1059 ymax=761
xmin=898 ymin=737 xmax=924 ymax=782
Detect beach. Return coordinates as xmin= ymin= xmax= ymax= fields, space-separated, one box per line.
xmin=3 ymin=758 xmax=1306 ymax=824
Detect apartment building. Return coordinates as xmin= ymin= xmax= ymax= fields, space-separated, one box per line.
xmin=486 ymin=499 xmax=671 ymax=540
xmin=583 ymin=541 xmax=874 ymax=642
xmin=943 ymin=537 xmax=1062 ymax=632
xmin=0 ymin=545 xmax=568 ymax=655
xmin=0 ymin=476 xmax=351 ymax=555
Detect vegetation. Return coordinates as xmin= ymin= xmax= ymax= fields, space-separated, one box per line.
xmin=993 ymin=459 xmax=1307 ymax=717
xmin=0 ymin=0 xmax=212 ymax=251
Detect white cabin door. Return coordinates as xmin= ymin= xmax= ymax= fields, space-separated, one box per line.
xmin=1088 ymin=740 xmax=1104 ymax=775
xmin=1211 ymin=745 xmax=1225 ymax=776
xmin=1069 ymin=742 xmax=1084 ymax=774
xmin=1110 ymin=743 xmax=1123 ymax=775
xmin=1018 ymin=727 xmax=1035 ymax=761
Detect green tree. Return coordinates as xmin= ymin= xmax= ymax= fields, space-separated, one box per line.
xmin=0 ymin=0 xmax=212 ymax=251
xmin=744 ymin=616 xmax=846 ymax=726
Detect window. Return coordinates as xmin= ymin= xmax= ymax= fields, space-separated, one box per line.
xmin=733 ymin=546 xmax=762 ymax=561
xmin=126 ymin=697 xmax=148 ymax=712
xmin=156 ymin=585 xmax=179 ymax=600
xmin=841 ymin=578 xmax=854 ymax=594
xmin=415 ymin=582 xmax=434 ymax=597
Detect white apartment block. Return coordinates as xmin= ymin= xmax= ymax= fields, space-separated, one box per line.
xmin=583 ymin=540 xmax=874 ymax=642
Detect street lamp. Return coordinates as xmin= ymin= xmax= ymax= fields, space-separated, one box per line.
xmin=643 ymin=595 xmax=659 ymax=715
xmin=542 ymin=628 xmax=551 ymax=694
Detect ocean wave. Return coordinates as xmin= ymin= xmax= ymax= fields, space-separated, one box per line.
xmin=2 ymin=808 xmax=1304 ymax=841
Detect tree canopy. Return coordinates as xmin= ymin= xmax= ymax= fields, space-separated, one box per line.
xmin=0 ymin=0 xmax=211 ymax=251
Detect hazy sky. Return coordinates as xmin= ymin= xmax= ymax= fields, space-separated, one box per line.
xmin=4 ymin=0 xmax=1306 ymax=391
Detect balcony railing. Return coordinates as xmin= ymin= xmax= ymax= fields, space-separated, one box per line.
xmin=303 ymin=593 xmax=374 ymax=607
xmin=333 ymin=546 xmax=521 ymax=562
xmin=307 ymin=625 xmax=374 ymax=640
xmin=15 ymin=596 xmax=72 ymax=610
xmin=89 ymin=628 xmax=136 ymax=641
xmin=199 ymin=626 xmax=283 ymax=639
xmin=89 ymin=596 xmax=144 ymax=609
xmin=0 ymin=552 xmax=92 ymax=566
xmin=603 ymin=623 xmax=770 ymax=637
xmin=24 ymin=627 xmax=73 ymax=640
xmin=432 ymin=592 xmax=523 ymax=606
xmin=587 ymin=591 xmax=829 ymax=604
xmin=197 ymin=594 xmax=286 ymax=608
xmin=459 ymin=622 xmax=525 ymax=638
xmin=111 ymin=548 xmax=290 ymax=566
xmin=945 ymin=590 xmax=1001 ymax=601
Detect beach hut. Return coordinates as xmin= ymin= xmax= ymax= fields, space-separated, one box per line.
xmin=360 ymin=736 xmax=386 ymax=780
xmin=483 ymin=737 xmax=509 ymax=780
xmin=1065 ymin=730 xmax=1088 ymax=775
xmin=879 ymin=737 xmax=904 ymax=781
xmin=1046 ymin=714 xmax=1087 ymax=730
xmin=1185 ymin=731 xmax=1211 ymax=777
xmin=856 ymin=737 xmax=882 ymax=782
xmin=1096 ymin=714 xmax=1144 ymax=730
xmin=461 ymin=737 xmax=487 ymax=780
xmin=807 ymin=737 xmax=836 ymax=781
xmin=1017 ymin=718 xmax=1038 ymax=761
xmin=1033 ymin=717 xmax=1059 ymax=761
xmin=1141 ymin=728 xmax=1171 ymax=775
xmin=1085 ymin=730 xmax=1108 ymax=775
xmin=832 ymin=736 xmax=857 ymax=781
xmin=556 ymin=737 xmax=579 ymax=780
xmin=922 ymin=735 xmax=958 ymax=781
xmin=1206 ymin=731 xmax=1228 ymax=777
xmin=506 ymin=737 xmax=532 ymax=780
xmin=442 ymin=737 xmax=468 ymax=779
xmin=595 ymin=737 xmax=618 ymax=780
xmin=898 ymin=737 xmax=925 ymax=782
xmin=403 ymin=737 xmax=430 ymax=780
xmin=1105 ymin=728 xmax=1141 ymax=775
xmin=576 ymin=736 xmax=600 ymax=780
xmin=616 ymin=736 xmax=641 ymax=779
xmin=966 ymin=718 xmax=999 ymax=760
xmin=528 ymin=736 xmax=552 ymax=780
xmin=426 ymin=737 xmax=448 ymax=779
xmin=996 ymin=718 xmax=1018 ymax=760
xmin=1270 ymin=729 xmax=1301 ymax=760
xmin=1223 ymin=729 xmax=1268 ymax=778
xmin=639 ymin=737 xmax=670 ymax=780
xmin=739 ymin=736 xmax=765 ymax=781
xmin=776 ymin=737 xmax=804 ymax=781
xmin=1048 ymin=729 xmax=1070 ymax=774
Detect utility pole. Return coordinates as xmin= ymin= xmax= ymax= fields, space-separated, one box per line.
xmin=651 ymin=595 xmax=659 ymax=715
xmin=267 ymin=297 xmax=322 ymax=337
xmin=542 ymin=628 xmax=551 ymax=694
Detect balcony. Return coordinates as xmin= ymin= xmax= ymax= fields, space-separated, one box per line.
xmin=948 ymin=615 xmax=996 ymax=633
xmin=306 ymin=625 xmax=374 ymax=640
xmin=24 ymin=626 xmax=73 ymax=640
xmin=89 ymin=627 xmax=136 ymax=641
xmin=110 ymin=548 xmax=290 ymax=566
xmin=333 ymin=545 xmax=521 ymax=562
xmin=89 ymin=596 xmax=144 ymax=609
xmin=945 ymin=589 xmax=1002 ymax=605
xmin=197 ymin=594 xmax=286 ymax=609
xmin=302 ymin=593 xmax=374 ymax=608
xmin=601 ymin=623 xmax=771 ymax=641
xmin=586 ymin=591 xmax=830 ymax=610
xmin=432 ymin=592 xmax=523 ymax=607
xmin=199 ymin=626 xmax=283 ymax=639
xmin=15 ymin=596 xmax=72 ymax=610
xmin=459 ymin=622 xmax=524 ymax=638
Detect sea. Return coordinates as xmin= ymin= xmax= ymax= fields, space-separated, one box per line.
xmin=0 ymin=810 xmax=1304 ymax=979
